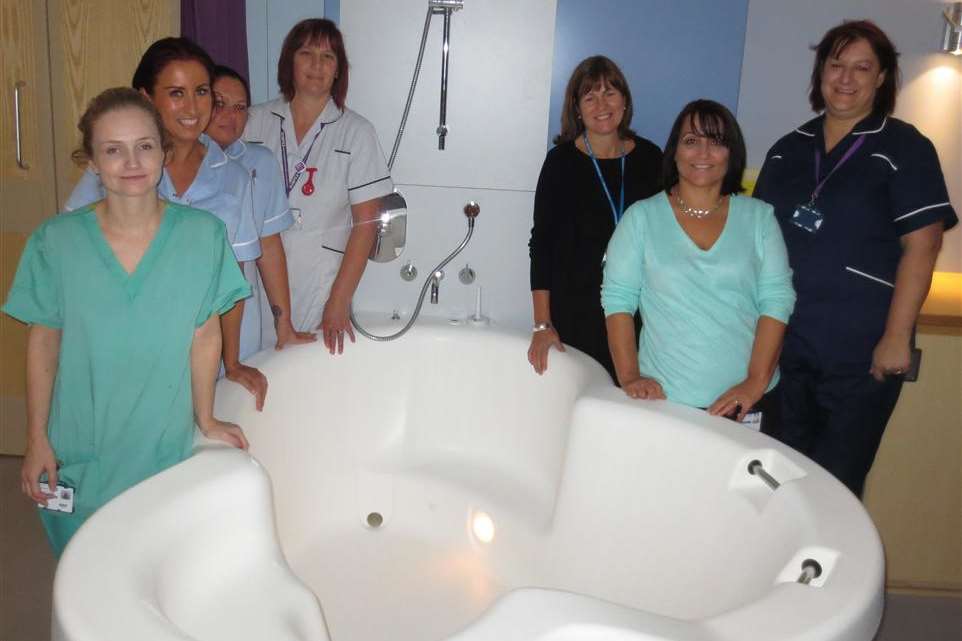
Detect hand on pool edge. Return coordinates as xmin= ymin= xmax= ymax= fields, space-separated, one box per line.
xmin=225 ymin=363 xmax=268 ymax=411
xmin=319 ymin=300 xmax=355 ymax=355
xmin=708 ymin=378 xmax=766 ymax=421
xmin=200 ymin=419 xmax=249 ymax=450
xmin=621 ymin=376 xmax=666 ymax=400
xmin=275 ymin=321 xmax=317 ymax=350
xmin=528 ymin=328 xmax=565 ymax=375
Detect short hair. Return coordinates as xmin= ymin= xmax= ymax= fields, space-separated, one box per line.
xmin=809 ymin=20 xmax=900 ymax=116
xmin=213 ymin=64 xmax=251 ymax=105
xmin=132 ymin=37 xmax=216 ymax=95
xmin=71 ymin=87 xmax=169 ymax=165
xmin=662 ymin=99 xmax=746 ymax=196
xmin=276 ymin=18 xmax=349 ymax=109
xmin=554 ymin=56 xmax=636 ymax=145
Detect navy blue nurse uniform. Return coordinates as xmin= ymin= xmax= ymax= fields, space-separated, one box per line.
xmin=754 ymin=112 xmax=957 ymax=496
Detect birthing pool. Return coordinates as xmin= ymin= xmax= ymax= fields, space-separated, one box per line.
xmin=52 ymin=318 xmax=884 ymax=641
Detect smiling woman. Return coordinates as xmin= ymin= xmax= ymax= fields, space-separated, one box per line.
xmin=602 ymin=99 xmax=795 ymax=432
xmin=527 ymin=56 xmax=662 ymax=383
xmin=2 ymin=87 xmax=251 ymax=556
xmin=753 ymin=20 xmax=958 ymax=497
xmin=63 ymin=38 xmax=291 ymax=413
xmin=244 ymin=18 xmax=395 ymax=356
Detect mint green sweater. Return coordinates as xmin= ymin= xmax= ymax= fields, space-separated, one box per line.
xmin=601 ymin=192 xmax=796 ymax=407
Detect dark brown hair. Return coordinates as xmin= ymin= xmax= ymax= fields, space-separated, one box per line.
xmin=662 ymin=99 xmax=746 ymax=196
xmin=555 ymin=56 xmax=636 ymax=145
xmin=277 ymin=18 xmax=349 ymax=108
xmin=213 ymin=64 xmax=251 ymax=105
xmin=132 ymin=37 xmax=216 ymax=95
xmin=72 ymin=87 xmax=169 ymax=165
xmin=809 ymin=20 xmax=900 ymax=116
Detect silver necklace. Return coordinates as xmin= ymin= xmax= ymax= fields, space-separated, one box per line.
xmin=674 ymin=192 xmax=725 ymax=219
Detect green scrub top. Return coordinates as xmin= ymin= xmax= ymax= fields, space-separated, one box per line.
xmin=2 ymin=202 xmax=250 ymax=556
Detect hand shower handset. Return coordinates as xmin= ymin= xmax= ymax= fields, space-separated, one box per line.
xmin=350 ymin=202 xmax=479 ymax=341
xmin=354 ymin=1 xmax=468 ymax=341
xmin=388 ymin=0 xmax=464 ymax=170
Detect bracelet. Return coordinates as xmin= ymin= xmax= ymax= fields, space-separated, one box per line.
xmin=532 ymin=322 xmax=553 ymax=332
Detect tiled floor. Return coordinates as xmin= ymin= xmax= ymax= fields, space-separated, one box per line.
xmin=0 ymin=454 xmax=958 ymax=641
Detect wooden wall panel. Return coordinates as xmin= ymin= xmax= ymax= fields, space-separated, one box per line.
xmin=47 ymin=0 xmax=179 ymax=208
xmin=865 ymin=328 xmax=962 ymax=592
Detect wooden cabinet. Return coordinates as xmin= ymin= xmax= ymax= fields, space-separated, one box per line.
xmin=1 ymin=0 xmax=58 ymax=455
xmin=47 ymin=0 xmax=180 ymax=207
xmin=0 ymin=0 xmax=178 ymax=455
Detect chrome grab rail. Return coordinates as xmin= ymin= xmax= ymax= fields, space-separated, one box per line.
xmin=435 ymin=3 xmax=454 ymax=149
xmin=797 ymin=559 xmax=823 ymax=585
xmin=747 ymin=459 xmax=780 ymax=491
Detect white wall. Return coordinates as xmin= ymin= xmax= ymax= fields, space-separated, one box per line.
xmin=341 ymin=0 xmax=557 ymax=330
xmin=738 ymin=0 xmax=962 ymax=272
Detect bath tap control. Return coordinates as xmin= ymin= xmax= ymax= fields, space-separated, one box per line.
xmin=400 ymin=261 xmax=418 ymax=281
xmin=458 ymin=264 xmax=476 ymax=284
xmin=430 ymin=269 xmax=444 ymax=304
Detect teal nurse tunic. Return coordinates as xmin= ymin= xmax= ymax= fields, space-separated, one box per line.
xmin=2 ymin=202 xmax=250 ymax=556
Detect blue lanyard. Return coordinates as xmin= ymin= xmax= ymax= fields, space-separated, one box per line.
xmin=583 ymin=133 xmax=625 ymax=226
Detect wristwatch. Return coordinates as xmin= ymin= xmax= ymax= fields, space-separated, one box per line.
xmin=532 ymin=322 xmax=553 ymax=332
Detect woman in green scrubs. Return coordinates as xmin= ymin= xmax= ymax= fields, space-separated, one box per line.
xmin=2 ymin=88 xmax=251 ymax=557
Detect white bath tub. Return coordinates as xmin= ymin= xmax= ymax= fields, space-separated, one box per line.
xmin=52 ymin=318 xmax=884 ymax=641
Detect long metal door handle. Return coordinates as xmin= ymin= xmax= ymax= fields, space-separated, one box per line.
xmin=14 ymin=81 xmax=29 ymax=170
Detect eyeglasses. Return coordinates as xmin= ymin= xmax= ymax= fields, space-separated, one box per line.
xmin=213 ymin=100 xmax=248 ymax=114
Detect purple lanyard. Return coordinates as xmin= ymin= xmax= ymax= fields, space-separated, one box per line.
xmin=811 ymin=135 xmax=865 ymax=203
xmin=276 ymin=114 xmax=324 ymax=197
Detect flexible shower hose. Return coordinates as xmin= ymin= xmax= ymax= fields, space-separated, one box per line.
xmin=350 ymin=5 xmax=470 ymax=342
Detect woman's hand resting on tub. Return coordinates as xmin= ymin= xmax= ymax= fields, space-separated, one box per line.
xmin=198 ymin=418 xmax=250 ymax=450
xmin=528 ymin=326 xmax=565 ymax=375
xmin=620 ymin=375 xmax=666 ymax=400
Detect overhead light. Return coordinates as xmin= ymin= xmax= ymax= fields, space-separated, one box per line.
xmin=942 ymin=3 xmax=962 ymax=55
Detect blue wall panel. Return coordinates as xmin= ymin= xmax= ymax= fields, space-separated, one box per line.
xmin=549 ymin=0 xmax=749 ymax=150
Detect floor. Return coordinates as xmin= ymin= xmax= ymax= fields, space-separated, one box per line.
xmin=0 ymin=454 xmax=959 ymax=641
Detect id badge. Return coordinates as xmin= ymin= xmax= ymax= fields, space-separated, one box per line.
xmin=38 ymin=482 xmax=75 ymax=514
xmin=739 ymin=410 xmax=763 ymax=432
xmin=791 ymin=203 xmax=824 ymax=234
xmin=290 ymin=207 xmax=304 ymax=229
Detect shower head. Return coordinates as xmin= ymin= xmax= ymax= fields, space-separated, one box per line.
xmin=429 ymin=0 xmax=463 ymax=10
xmin=463 ymin=201 xmax=480 ymax=219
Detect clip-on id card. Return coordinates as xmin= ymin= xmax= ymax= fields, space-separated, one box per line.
xmin=38 ymin=482 xmax=75 ymax=514
xmin=791 ymin=203 xmax=824 ymax=233
xmin=739 ymin=410 xmax=763 ymax=432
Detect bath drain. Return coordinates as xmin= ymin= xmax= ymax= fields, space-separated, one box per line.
xmin=366 ymin=512 xmax=384 ymax=528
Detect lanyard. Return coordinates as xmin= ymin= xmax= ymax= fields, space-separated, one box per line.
xmin=811 ymin=135 xmax=865 ymax=203
xmin=583 ymin=133 xmax=625 ymax=226
xmin=276 ymin=114 xmax=324 ymax=197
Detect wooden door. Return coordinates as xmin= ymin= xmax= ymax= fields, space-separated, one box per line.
xmin=0 ymin=0 xmax=178 ymax=456
xmin=47 ymin=0 xmax=180 ymax=208
xmin=1 ymin=0 xmax=58 ymax=455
